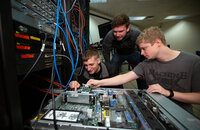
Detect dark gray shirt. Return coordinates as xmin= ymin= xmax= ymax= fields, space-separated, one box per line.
xmin=102 ymin=26 xmax=140 ymax=63
xmin=73 ymin=62 xmax=123 ymax=88
xmin=133 ymin=51 xmax=200 ymax=112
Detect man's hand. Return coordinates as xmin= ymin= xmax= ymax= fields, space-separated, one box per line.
xmin=86 ymin=79 xmax=100 ymax=88
xmin=147 ymin=84 xmax=200 ymax=104
xmin=147 ymin=83 xmax=170 ymax=97
xmin=69 ymin=81 xmax=80 ymax=91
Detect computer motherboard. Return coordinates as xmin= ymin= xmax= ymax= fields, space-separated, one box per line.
xmin=31 ymin=85 xmax=200 ymax=130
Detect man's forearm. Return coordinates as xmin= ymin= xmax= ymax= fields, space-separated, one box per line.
xmin=172 ymin=92 xmax=200 ymax=104
xmin=99 ymin=71 xmax=138 ymax=86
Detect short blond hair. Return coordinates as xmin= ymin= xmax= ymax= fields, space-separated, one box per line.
xmin=82 ymin=48 xmax=99 ymax=61
xmin=136 ymin=26 xmax=167 ymax=45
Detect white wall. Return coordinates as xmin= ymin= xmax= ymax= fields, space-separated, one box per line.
xmin=90 ymin=14 xmax=200 ymax=54
xmin=89 ymin=14 xmax=140 ymax=45
xmin=161 ymin=16 xmax=200 ymax=54
xmin=89 ymin=15 xmax=110 ymax=44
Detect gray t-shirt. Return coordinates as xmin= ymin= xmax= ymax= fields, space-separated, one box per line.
xmin=133 ymin=51 xmax=200 ymax=112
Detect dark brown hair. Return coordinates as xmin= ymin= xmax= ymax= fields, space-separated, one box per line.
xmin=111 ymin=14 xmax=130 ymax=28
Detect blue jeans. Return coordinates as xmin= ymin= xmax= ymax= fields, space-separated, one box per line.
xmin=111 ymin=51 xmax=140 ymax=72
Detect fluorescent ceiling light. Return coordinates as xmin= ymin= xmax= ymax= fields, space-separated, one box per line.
xmin=137 ymin=0 xmax=151 ymax=1
xmin=90 ymin=0 xmax=107 ymax=3
xmin=164 ymin=15 xmax=188 ymax=19
xmin=129 ymin=16 xmax=146 ymax=21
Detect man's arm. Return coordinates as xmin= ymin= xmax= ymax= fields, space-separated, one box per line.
xmin=147 ymin=84 xmax=200 ymax=104
xmin=69 ymin=66 xmax=84 ymax=91
xmin=173 ymin=92 xmax=200 ymax=104
xmin=87 ymin=71 xmax=139 ymax=87
xmin=102 ymin=31 xmax=113 ymax=63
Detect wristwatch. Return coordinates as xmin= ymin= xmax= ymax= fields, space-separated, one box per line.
xmin=167 ymin=89 xmax=174 ymax=99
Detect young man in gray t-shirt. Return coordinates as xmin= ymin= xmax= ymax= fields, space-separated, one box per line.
xmin=87 ymin=26 xmax=200 ymax=113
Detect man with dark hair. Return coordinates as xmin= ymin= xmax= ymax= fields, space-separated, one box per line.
xmin=87 ymin=26 xmax=200 ymax=114
xmin=69 ymin=48 xmax=122 ymax=91
xmin=102 ymin=13 xmax=146 ymax=89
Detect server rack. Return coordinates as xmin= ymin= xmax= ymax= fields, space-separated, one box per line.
xmin=0 ymin=0 xmax=89 ymax=129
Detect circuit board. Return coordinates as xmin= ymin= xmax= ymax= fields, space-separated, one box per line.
xmin=31 ymin=85 xmax=200 ymax=130
xmin=58 ymin=87 xmax=139 ymax=128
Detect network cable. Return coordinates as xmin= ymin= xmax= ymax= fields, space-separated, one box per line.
xmin=18 ymin=33 xmax=47 ymax=85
